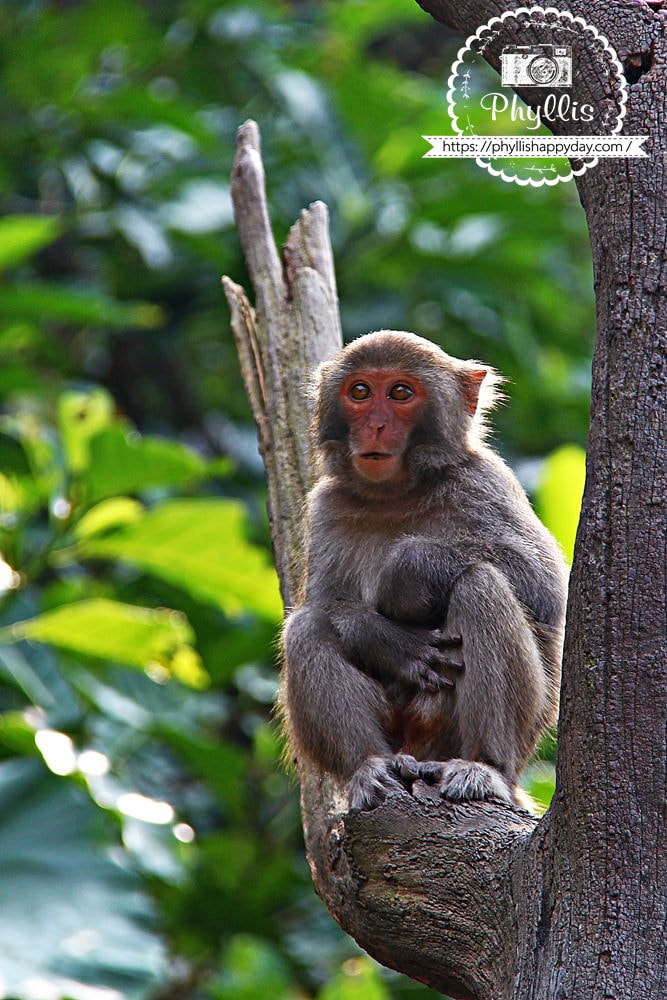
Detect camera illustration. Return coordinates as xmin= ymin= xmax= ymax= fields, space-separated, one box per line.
xmin=501 ymin=44 xmax=572 ymax=87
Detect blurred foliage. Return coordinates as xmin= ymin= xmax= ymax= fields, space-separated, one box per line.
xmin=0 ymin=0 xmax=592 ymax=998
xmin=534 ymin=444 xmax=587 ymax=564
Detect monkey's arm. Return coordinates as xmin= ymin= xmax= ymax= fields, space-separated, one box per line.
xmin=372 ymin=456 xmax=567 ymax=634
xmin=303 ymin=487 xmax=463 ymax=692
xmin=283 ymin=605 xmax=447 ymax=808
xmin=373 ymin=537 xmax=492 ymax=626
xmin=463 ymin=456 xmax=569 ymax=630
xmin=328 ymin=602 xmax=463 ymax=692
xmin=375 ymin=520 xmax=567 ymax=635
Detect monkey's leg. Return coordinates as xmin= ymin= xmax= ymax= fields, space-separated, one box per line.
xmin=282 ymin=607 xmax=412 ymax=809
xmin=435 ymin=563 xmax=550 ymax=804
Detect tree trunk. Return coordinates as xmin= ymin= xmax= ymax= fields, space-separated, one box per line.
xmin=224 ymin=3 xmax=667 ymax=995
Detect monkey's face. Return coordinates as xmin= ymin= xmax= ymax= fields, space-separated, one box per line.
xmin=337 ymin=369 xmax=428 ymax=483
xmin=315 ymin=331 xmax=496 ymax=487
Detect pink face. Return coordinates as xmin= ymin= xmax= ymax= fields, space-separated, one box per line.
xmin=338 ymin=369 xmax=428 ymax=483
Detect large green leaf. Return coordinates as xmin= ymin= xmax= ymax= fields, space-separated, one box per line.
xmin=57 ymin=391 xmax=217 ymax=496
xmin=0 ymin=282 xmax=163 ymax=328
xmin=79 ymin=499 xmax=282 ymax=620
xmin=4 ymin=598 xmax=207 ymax=687
xmin=0 ymin=215 xmax=62 ymax=271
xmin=85 ymin=423 xmax=209 ymax=501
xmin=0 ymin=759 xmax=166 ymax=999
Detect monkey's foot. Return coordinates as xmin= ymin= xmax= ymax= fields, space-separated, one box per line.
xmin=347 ymin=753 xmax=422 ymax=811
xmin=431 ymin=758 xmax=514 ymax=805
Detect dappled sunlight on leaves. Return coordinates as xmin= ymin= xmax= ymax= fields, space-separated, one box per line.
xmin=78 ymin=500 xmax=282 ymax=621
xmin=5 ymin=598 xmax=208 ymax=686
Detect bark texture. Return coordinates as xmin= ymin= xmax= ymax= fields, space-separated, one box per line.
xmin=225 ymin=3 xmax=667 ymax=994
xmin=222 ymin=120 xmax=342 ymax=607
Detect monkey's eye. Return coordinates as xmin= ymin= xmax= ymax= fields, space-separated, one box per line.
xmin=349 ymin=382 xmax=371 ymax=401
xmin=388 ymin=383 xmax=415 ymax=402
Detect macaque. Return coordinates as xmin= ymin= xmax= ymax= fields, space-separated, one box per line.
xmin=282 ymin=330 xmax=568 ymax=811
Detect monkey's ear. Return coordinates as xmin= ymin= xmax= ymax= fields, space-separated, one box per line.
xmin=459 ymin=368 xmax=487 ymax=416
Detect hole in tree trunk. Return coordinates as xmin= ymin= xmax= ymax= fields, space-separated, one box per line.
xmin=624 ymin=51 xmax=653 ymax=84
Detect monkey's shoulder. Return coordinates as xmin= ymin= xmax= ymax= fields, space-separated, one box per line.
xmin=465 ymin=449 xmax=568 ymax=569
xmin=455 ymin=449 xmax=533 ymax=513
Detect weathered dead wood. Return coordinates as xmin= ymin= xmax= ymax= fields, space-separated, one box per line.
xmin=222 ymin=120 xmax=342 ymax=607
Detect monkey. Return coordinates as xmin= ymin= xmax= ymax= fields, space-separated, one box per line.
xmin=281 ymin=330 xmax=568 ymax=811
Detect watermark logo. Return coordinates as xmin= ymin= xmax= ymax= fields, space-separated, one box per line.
xmin=423 ymin=6 xmax=647 ymax=186
xmin=501 ymin=44 xmax=573 ymax=87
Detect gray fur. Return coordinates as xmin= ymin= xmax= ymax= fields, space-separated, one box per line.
xmin=282 ymin=331 xmax=568 ymax=810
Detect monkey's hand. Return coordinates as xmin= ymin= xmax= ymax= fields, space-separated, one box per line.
xmin=347 ymin=753 xmax=423 ymax=811
xmin=330 ymin=603 xmax=463 ymax=693
xmin=396 ymin=627 xmax=463 ymax=693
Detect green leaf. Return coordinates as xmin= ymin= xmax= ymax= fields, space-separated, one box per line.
xmin=79 ymin=499 xmax=282 ymax=620
xmin=0 ymin=759 xmax=166 ymax=998
xmin=0 ymin=642 xmax=80 ymax=717
xmin=0 ymin=471 xmax=31 ymax=521
xmin=0 ymin=215 xmax=62 ymax=271
xmin=0 ymin=712 xmax=40 ymax=756
xmin=84 ymin=423 xmax=209 ymax=501
xmin=534 ymin=444 xmax=586 ymax=564
xmin=4 ymin=598 xmax=208 ymax=687
xmin=58 ymin=388 xmax=115 ymax=474
xmin=1 ymin=411 xmax=60 ymax=497
xmin=0 ymin=430 xmax=31 ymax=477
xmin=0 ymin=281 xmax=163 ymax=328
xmin=57 ymin=391 xmax=215 ymax=496
xmin=74 ymin=497 xmax=144 ymax=539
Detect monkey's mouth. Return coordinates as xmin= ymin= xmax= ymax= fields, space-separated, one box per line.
xmin=353 ymin=450 xmax=404 ymax=483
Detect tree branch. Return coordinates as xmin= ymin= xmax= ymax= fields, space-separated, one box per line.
xmin=414 ymin=2 xmax=667 ymax=995
xmin=222 ymin=120 xmax=342 ymax=607
xmin=300 ymin=770 xmax=538 ymax=1000
xmin=415 ymin=0 xmax=656 ymax=44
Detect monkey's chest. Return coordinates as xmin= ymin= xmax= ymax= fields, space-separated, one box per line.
xmin=335 ymin=525 xmax=454 ymax=606
xmin=335 ymin=532 xmax=403 ymax=604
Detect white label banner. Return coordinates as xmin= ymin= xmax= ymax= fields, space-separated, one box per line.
xmin=423 ymin=135 xmax=648 ymax=159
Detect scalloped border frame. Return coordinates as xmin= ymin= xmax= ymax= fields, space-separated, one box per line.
xmin=446 ymin=6 xmax=628 ymax=187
